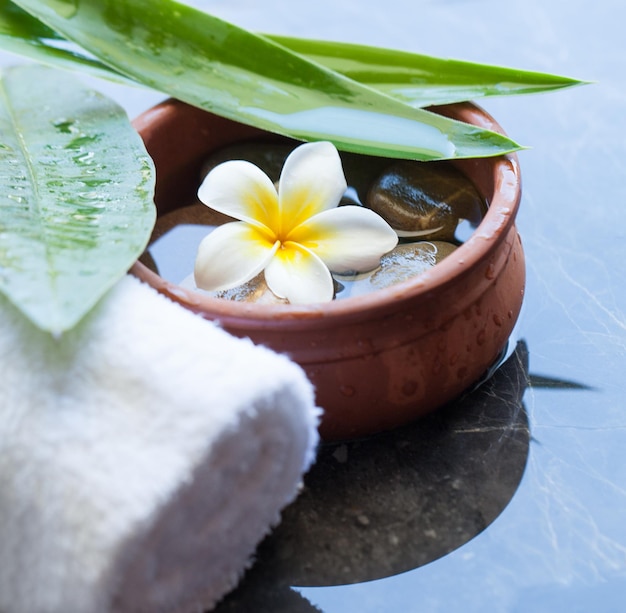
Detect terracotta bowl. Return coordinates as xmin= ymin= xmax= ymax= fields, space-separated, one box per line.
xmin=130 ymin=99 xmax=524 ymax=441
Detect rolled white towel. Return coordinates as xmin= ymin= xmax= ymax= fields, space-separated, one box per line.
xmin=0 ymin=275 xmax=320 ymax=613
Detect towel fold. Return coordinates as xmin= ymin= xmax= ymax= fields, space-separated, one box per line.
xmin=0 ymin=275 xmax=320 ymax=613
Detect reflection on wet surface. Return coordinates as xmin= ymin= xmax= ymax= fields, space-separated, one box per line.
xmin=214 ymin=341 xmax=531 ymax=611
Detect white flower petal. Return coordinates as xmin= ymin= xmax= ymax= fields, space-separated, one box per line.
xmin=278 ymin=141 xmax=347 ymax=233
xmin=198 ymin=160 xmax=279 ymax=229
xmin=288 ymin=205 xmax=399 ymax=273
xmin=265 ymin=243 xmax=334 ymax=304
xmin=194 ymin=222 xmax=279 ymax=291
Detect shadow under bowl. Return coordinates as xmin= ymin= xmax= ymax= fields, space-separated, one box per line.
xmin=130 ymin=99 xmax=525 ymax=441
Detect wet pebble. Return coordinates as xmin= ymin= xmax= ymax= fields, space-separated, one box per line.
xmin=335 ymin=241 xmax=457 ymax=298
xmin=215 ymin=274 xmax=289 ymax=304
xmin=366 ymin=161 xmax=486 ymax=241
xmin=201 ymin=142 xmax=294 ymax=183
xmin=181 ymin=272 xmax=289 ymax=304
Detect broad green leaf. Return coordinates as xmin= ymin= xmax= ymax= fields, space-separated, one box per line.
xmin=0 ymin=64 xmax=155 ymax=334
xmin=269 ymin=35 xmax=587 ymax=108
xmin=9 ymin=0 xmax=522 ymax=161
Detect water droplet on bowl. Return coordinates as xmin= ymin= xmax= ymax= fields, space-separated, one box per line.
xmin=339 ymin=385 xmax=355 ymax=397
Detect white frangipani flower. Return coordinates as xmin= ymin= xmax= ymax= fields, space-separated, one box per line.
xmin=194 ymin=141 xmax=398 ymax=304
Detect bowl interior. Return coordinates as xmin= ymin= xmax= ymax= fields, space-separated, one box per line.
xmin=131 ymin=100 xmax=521 ymax=330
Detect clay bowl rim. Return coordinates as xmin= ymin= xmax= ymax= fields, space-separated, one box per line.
xmin=132 ymin=101 xmax=521 ymax=330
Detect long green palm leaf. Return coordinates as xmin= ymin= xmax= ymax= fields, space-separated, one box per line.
xmin=7 ymin=0 xmax=522 ymax=161
xmin=0 ymin=1 xmax=583 ymax=109
xmin=269 ymin=35 xmax=585 ymax=108
xmin=0 ymin=0 xmax=134 ymax=84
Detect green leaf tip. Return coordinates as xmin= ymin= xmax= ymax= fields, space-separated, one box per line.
xmin=0 ymin=63 xmax=156 ymax=334
xmin=268 ymin=35 xmax=587 ymax=108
